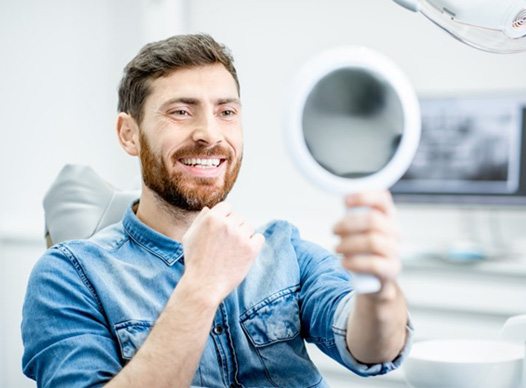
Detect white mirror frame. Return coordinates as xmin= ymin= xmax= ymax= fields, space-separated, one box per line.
xmin=286 ymin=46 xmax=421 ymax=194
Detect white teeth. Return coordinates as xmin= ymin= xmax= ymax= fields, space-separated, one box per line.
xmin=181 ymin=158 xmax=221 ymax=168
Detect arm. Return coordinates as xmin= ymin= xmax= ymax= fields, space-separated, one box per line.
xmin=23 ymin=202 xmax=263 ymax=388
xmin=107 ymin=202 xmax=264 ymax=387
xmin=347 ymin=281 xmax=408 ymax=363
xmin=333 ymin=191 xmax=408 ymax=364
xmin=105 ymin=277 xmax=218 ymax=387
xmin=106 ymin=203 xmax=264 ymax=388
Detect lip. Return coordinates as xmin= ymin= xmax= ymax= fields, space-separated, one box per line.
xmin=176 ymin=157 xmax=227 ymax=179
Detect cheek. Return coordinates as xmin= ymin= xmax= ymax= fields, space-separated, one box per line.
xmin=162 ymin=147 xmax=179 ymax=168
xmin=161 ymin=133 xmax=188 ymax=161
xmin=227 ymin=127 xmax=244 ymax=154
xmin=233 ymin=135 xmax=244 ymax=153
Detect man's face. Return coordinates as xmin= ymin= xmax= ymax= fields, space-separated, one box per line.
xmin=138 ymin=64 xmax=243 ymax=211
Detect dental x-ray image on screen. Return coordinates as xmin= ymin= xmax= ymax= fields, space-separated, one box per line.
xmin=392 ymin=94 xmax=526 ymax=205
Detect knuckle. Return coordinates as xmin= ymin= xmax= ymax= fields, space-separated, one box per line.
xmin=246 ymin=225 xmax=256 ymax=236
xmin=370 ymin=259 xmax=383 ymax=276
xmin=356 ymin=192 xmax=367 ymax=203
xmin=368 ymin=211 xmax=381 ymax=229
xmin=368 ymin=233 xmax=380 ymax=250
xmin=338 ymin=238 xmax=351 ymax=254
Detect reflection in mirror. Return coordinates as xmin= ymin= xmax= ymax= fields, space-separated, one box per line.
xmin=302 ymin=68 xmax=404 ymax=178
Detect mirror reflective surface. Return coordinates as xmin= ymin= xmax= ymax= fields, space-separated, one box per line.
xmin=302 ymin=68 xmax=404 ymax=178
xmin=286 ymin=46 xmax=421 ymax=195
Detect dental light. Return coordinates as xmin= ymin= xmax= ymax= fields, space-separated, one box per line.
xmin=393 ymin=0 xmax=526 ymax=53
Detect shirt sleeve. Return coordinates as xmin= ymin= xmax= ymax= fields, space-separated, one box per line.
xmin=21 ymin=245 xmax=122 ymax=387
xmin=291 ymin=224 xmax=413 ymax=377
xmin=332 ymin=292 xmax=415 ymax=376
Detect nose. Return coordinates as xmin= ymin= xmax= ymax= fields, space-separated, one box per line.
xmin=191 ymin=112 xmax=223 ymax=145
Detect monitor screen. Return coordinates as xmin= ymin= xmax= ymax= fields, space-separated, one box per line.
xmin=392 ymin=94 xmax=526 ymax=205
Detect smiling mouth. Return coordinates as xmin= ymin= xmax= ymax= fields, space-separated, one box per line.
xmin=179 ymin=157 xmax=226 ymax=169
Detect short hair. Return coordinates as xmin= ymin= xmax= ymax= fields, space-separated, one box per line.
xmin=118 ymin=34 xmax=240 ymax=124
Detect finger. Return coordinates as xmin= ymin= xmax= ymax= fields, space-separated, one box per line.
xmin=335 ymin=233 xmax=398 ymax=258
xmin=341 ymin=254 xmax=401 ymax=280
xmin=344 ymin=191 xmax=396 ymax=216
xmin=333 ymin=209 xmax=398 ymax=237
xmin=209 ymin=201 xmax=233 ymax=218
xmin=238 ymin=222 xmax=256 ymax=238
xmin=226 ymin=211 xmax=246 ymax=227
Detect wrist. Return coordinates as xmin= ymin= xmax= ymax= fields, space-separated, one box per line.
xmin=376 ymin=280 xmax=399 ymax=302
xmin=355 ymin=280 xmax=406 ymax=325
xmin=170 ymin=274 xmax=223 ymax=311
xmin=361 ymin=280 xmax=399 ymax=304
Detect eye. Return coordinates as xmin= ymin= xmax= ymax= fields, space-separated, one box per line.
xmin=168 ymin=109 xmax=191 ymax=117
xmin=221 ymin=109 xmax=237 ymax=117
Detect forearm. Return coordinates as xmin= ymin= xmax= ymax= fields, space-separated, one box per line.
xmin=346 ymin=281 xmax=408 ymax=364
xmin=106 ymin=276 xmax=218 ymax=388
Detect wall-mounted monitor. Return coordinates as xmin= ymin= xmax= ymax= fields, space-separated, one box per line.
xmin=392 ymin=94 xmax=526 ymax=205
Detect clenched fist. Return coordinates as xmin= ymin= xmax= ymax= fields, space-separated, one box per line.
xmin=182 ymin=202 xmax=265 ymax=304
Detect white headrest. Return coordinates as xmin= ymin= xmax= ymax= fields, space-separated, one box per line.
xmin=44 ymin=164 xmax=139 ymax=245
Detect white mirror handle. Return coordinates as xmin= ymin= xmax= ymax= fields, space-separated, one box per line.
xmin=352 ymin=273 xmax=382 ymax=294
xmin=346 ymin=206 xmax=382 ymax=294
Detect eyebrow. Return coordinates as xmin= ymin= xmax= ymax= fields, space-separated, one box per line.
xmin=160 ymin=97 xmax=241 ymax=110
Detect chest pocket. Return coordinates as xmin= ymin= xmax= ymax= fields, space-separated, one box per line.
xmin=114 ymin=320 xmax=153 ymax=361
xmin=240 ymin=286 xmax=322 ymax=387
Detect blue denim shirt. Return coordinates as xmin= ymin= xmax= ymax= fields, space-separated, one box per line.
xmin=22 ymin=205 xmax=412 ymax=387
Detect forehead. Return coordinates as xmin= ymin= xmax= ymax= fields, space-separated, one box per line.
xmin=147 ymin=64 xmax=239 ymax=104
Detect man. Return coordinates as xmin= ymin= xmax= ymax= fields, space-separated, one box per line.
xmin=22 ymin=34 xmax=412 ymax=387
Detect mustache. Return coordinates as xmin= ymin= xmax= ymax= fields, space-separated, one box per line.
xmin=171 ymin=144 xmax=234 ymax=162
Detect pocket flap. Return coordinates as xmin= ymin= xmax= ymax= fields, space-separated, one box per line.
xmin=114 ymin=320 xmax=153 ymax=360
xmin=241 ymin=287 xmax=300 ymax=347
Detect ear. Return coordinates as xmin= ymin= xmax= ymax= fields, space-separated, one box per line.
xmin=116 ymin=113 xmax=140 ymax=156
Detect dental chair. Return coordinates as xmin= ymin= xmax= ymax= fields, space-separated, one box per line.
xmin=44 ymin=164 xmax=139 ymax=247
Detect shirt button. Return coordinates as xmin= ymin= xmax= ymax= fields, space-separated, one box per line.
xmin=213 ymin=324 xmax=224 ymax=335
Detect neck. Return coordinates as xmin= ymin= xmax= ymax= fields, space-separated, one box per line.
xmin=135 ymin=185 xmax=199 ymax=241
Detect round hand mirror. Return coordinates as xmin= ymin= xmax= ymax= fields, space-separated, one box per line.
xmin=286 ymin=47 xmax=421 ymax=293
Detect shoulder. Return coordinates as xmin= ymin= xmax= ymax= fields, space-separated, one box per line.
xmin=259 ymin=219 xmax=298 ymax=238
xmin=24 ymin=228 xmax=127 ymax=317
xmin=24 ymin=243 xmax=102 ymax=314
xmin=30 ymin=222 xmax=128 ymax=286
xmin=49 ymin=221 xmax=128 ymax=257
xmin=258 ymin=220 xmax=301 ymax=251
xmin=258 ymin=220 xmax=330 ymax=259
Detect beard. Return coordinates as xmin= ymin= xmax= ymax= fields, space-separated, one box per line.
xmin=139 ymin=131 xmax=242 ymax=211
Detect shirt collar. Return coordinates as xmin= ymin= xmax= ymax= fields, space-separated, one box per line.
xmin=122 ymin=202 xmax=184 ymax=266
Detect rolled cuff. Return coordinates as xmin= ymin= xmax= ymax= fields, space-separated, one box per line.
xmin=331 ymin=292 xmax=414 ymax=377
